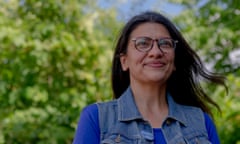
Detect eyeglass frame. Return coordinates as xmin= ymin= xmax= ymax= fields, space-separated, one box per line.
xmin=131 ymin=37 xmax=178 ymax=53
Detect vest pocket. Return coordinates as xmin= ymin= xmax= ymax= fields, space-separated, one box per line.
xmin=101 ymin=134 xmax=139 ymax=144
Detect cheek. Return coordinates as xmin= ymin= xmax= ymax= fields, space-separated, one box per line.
xmin=136 ymin=55 xmax=147 ymax=65
xmin=128 ymin=50 xmax=147 ymax=65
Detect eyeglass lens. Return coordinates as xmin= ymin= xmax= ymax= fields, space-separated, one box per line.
xmin=134 ymin=37 xmax=177 ymax=52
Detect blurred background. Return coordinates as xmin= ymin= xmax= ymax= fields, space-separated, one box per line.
xmin=0 ymin=0 xmax=239 ymax=143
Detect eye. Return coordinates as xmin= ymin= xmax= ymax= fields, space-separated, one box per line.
xmin=135 ymin=37 xmax=152 ymax=48
xmin=158 ymin=39 xmax=174 ymax=48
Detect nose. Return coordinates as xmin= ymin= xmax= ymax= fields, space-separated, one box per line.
xmin=149 ymin=40 xmax=165 ymax=56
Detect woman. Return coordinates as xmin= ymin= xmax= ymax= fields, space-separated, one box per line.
xmin=73 ymin=11 xmax=227 ymax=144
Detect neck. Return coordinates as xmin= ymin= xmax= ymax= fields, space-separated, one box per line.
xmin=130 ymin=81 xmax=169 ymax=128
xmin=131 ymin=81 xmax=167 ymax=106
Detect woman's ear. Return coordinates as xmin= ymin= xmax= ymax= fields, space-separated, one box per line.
xmin=120 ymin=53 xmax=129 ymax=71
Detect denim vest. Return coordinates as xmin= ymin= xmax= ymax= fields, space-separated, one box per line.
xmin=97 ymin=87 xmax=211 ymax=144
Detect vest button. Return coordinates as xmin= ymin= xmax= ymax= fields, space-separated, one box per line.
xmin=115 ymin=134 xmax=121 ymax=143
xmin=166 ymin=119 xmax=171 ymax=125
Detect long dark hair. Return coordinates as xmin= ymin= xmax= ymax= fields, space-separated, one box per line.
xmin=111 ymin=11 xmax=227 ymax=115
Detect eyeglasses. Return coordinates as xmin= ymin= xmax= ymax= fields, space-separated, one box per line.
xmin=131 ymin=37 xmax=178 ymax=53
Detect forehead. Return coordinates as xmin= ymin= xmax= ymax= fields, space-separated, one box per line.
xmin=130 ymin=22 xmax=170 ymax=38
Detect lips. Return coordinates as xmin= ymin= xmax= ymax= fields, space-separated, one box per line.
xmin=145 ymin=61 xmax=166 ymax=68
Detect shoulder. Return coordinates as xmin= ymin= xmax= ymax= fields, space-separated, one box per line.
xmin=179 ymin=108 xmax=220 ymax=143
xmin=178 ymin=104 xmax=203 ymax=112
xmin=81 ymin=101 xmax=117 ymax=118
xmin=82 ymin=103 xmax=98 ymax=111
xmin=176 ymin=103 xmax=205 ymax=119
xmin=177 ymin=104 xmax=216 ymax=129
xmin=168 ymin=95 xmax=204 ymax=120
xmin=96 ymin=99 xmax=117 ymax=106
xmin=81 ymin=103 xmax=98 ymax=116
xmin=82 ymin=100 xmax=117 ymax=112
xmin=203 ymin=113 xmax=213 ymax=126
xmin=80 ymin=103 xmax=99 ymax=125
xmin=203 ymin=113 xmax=220 ymax=143
xmin=96 ymin=100 xmax=120 ymax=130
xmin=171 ymin=103 xmax=206 ymax=131
xmin=72 ymin=104 xmax=100 ymax=143
xmin=96 ymin=99 xmax=118 ymax=112
xmin=80 ymin=100 xmax=118 ymax=118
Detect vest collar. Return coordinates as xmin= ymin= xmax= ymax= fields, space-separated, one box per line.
xmin=166 ymin=93 xmax=188 ymax=127
xmin=117 ymin=87 xmax=143 ymax=121
xmin=117 ymin=86 xmax=188 ymax=126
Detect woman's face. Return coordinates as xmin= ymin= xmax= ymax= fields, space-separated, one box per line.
xmin=120 ymin=22 xmax=176 ymax=86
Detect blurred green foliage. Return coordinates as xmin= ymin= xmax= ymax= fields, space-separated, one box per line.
xmin=0 ymin=0 xmax=239 ymax=143
xmin=172 ymin=0 xmax=240 ymax=74
xmin=214 ymin=75 xmax=240 ymax=143
xmin=171 ymin=0 xmax=240 ymax=143
xmin=0 ymin=0 xmax=118 ymax=143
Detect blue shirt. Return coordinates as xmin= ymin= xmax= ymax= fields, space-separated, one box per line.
xmin=73 ymin=104 xmax=220 ymax=144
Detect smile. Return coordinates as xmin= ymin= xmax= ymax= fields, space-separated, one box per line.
xmin=145 ymin=61 xmax=166 ymax=68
